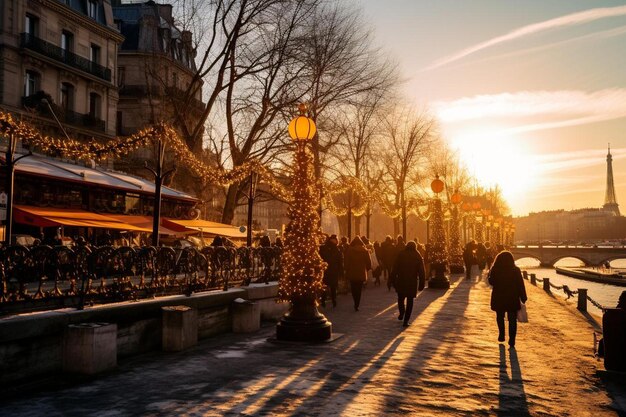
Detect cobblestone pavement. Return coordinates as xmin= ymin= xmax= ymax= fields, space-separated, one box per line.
xmin=2 ymin=273 xmax=625 ymax=417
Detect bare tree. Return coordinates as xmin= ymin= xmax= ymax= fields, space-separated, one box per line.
xmin=380 ymin=107 xmax=437 ymax=240
xmin=325 ymin=89 xmax=390 ymax=237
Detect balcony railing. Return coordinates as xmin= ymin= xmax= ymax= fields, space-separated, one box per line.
xmin=22 ymin=93 xmax=106 ymax=132
xmin=20 ymin=33 xmax=112 ymax=82
xmin=119 ymin=84 xmax=205 ymax=111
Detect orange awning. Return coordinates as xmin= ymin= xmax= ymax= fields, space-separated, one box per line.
xmin=14 ymin=206 xmax=150 ymax=232
xmin=106 ymin=215 xmax=182 ymax=236
xmin=162 ymin=218 xmax=247 ymax=238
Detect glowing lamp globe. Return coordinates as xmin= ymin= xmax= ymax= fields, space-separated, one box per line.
xmin=288 ymin=105 xmax=316 ymax=142
xmin=472 ymin=201 xmax=481 ymax=210
xmin=461 ymin=202 xmax=471 ymax=211
xmin=451 ymin=192 xmax=462 ymax=204
xmin=431 ymin=178 xmax=444 ymax=194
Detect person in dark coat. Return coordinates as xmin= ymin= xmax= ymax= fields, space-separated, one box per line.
xmin=488 ymin=251 xmax=527 ymax=347
xmin=390 ymin=241 xmax=426 ymax=327
xmin=344 ymin=236 xmax=372 ymax=311
xmin=319 ymin=235 xmax=343 ymax=307
xmin=463 ymin=240 xmax=477 ymax=279
xmin=476 ymin=242 xmax=488 ymax=271
xmin=380 ymin=236 xmax=395 ymax=287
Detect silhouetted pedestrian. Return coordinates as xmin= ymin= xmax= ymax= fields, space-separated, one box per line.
xmin=390 ymin=241 xmax=426 ymax=327
xmin=319 ymin=235 xmax=343 ymax=307
xmin=488 ymin=251 xmax=527 ymax=347
xmin=463 ymin=240 xmax=477 ymax=279
xmin=344 ymin=236 xmax=372 ymax=311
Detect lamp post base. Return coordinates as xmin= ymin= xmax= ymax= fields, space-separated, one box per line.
xmin=428 ymin=264 xmax=450 ymax=289
xmin=276 ymin=301 xmax=332 ymax=342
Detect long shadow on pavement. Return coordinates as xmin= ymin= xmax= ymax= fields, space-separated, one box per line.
xmin=498 ymin=344 xmax=530 ymax=416
xmin=226 ymin=283 xmax=450 ymax=417
xmin=378 ymin=274 xmax=475 ymax=414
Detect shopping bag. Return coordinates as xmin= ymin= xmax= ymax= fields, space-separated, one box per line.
xmin=517 ymin=303 xmax=528 ymax=323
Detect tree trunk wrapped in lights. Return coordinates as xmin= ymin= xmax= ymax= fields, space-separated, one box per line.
xmin=428 ymin=198 xmax=450 ymax=288
xmin=276 ymin=135 xmax=332 ymax=342
xmin=448 ymin=206 xmax=464 ymax=273
xmin=475 ymin=220 xmax=484 ymax=243
xmin=278 ymin=144 xmax=326 ymax=303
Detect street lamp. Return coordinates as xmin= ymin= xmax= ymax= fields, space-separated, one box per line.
xmin=428 ymin=176 xmax=450 ymax=289
xmin=2 ymin=131 xmax=32 ymax=245
xmin=276 ymin=104 xmax=332 ymax=342
xmin=246 ymin=172 xmax=259 ymax=247
xmin=449 ymin=190 xmax=464 ymax=273
xmin=144 ymin=134 xmax=175 ymax=247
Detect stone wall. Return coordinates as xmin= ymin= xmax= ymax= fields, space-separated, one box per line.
xmin=0 ymin=284 xmax=288 ymax=388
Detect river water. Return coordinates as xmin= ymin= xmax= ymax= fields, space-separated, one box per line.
xmin=514 ymin=258 xmax=626 ymax=317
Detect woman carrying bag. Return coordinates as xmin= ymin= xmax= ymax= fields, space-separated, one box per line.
xmin=488 ymin=251 xmax=528 ymax=348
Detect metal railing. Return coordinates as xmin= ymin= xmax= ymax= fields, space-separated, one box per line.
xmin=20 ymin=33 xmax=112 ymax=82
xmin=523 ymin=271 xmax=608 ymax=313
xmin=0 ymin=245 xmax=282 ymax=316
xmin=22 ymin=94 xmax=106 ymax=132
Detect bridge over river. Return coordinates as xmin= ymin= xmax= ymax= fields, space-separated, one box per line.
xmin=510 ymin=245 xmax=626 ymax=267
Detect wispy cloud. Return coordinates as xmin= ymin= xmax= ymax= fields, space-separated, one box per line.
xmin=434 ymin=89 xmax=626 ymax=130
xmin=531 ymin=148 xmax=626 ymax=175
xmin=424 ymin=5 xmax=626 ymax=71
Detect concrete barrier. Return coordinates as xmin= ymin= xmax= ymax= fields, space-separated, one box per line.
xmin=232 ymin=298 xmax=260 ymax=333
xmin=162 ymin=306 xmax=198 ymax=352
xmin=63 ymin=323 xmax=117 ymax=375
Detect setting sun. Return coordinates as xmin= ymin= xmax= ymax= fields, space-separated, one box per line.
xmin=448 ymin=131 xmax=535 ymax=210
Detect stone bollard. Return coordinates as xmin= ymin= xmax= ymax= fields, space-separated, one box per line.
xmin=232 ymin=298 xmax=260 ymax=333
xmin=63 ymin=323 xmax=117 ymax=375
xmin=543 ymin=277 xmax=550 ymax=292
xmin=162 ymin=305 xmax=198 ymax=352
xmin=522 ymin=271 xmax=528 ymax=280
xmin=577 ymin=288 xmax=588 ymax=312
xmin=530 ymin=273 xmax=536 ymax=285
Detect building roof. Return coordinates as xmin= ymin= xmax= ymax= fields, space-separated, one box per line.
xmin=113 ymin=1 xmax=197 ymax=72
xmin=11 ymin=152 xmax=197 ymax=202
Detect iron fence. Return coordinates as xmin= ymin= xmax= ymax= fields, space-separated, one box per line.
xmin=0 ymin=245 xmax=282 ymax=316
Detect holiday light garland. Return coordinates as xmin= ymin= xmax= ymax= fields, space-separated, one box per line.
xmin=429 ymin=198 xmax=449 ymax=268
xmin=278 ymin=144 xmax=326 ymax=302
xmin=448 ymin=205 xmax=463 ymax=271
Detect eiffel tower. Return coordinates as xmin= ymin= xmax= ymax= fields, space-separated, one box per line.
xmin=603 ymin=144 xmax=620 ymax=215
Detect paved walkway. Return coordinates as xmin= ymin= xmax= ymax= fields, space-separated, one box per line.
xmin=2 ymin=273 xmax=626 ymax=416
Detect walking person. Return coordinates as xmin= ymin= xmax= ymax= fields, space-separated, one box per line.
xmin=344 ymin=236 xmax=372 ymax=311
xmin=463 ymin=240 xmax=477 ymax=280
xmin=390 ymin=241 xmax=426 ymax=327
xmin=319 ymin=235 xmax=343 ymax=308
xmin=488 ymin=251 xmax=527 ymax=348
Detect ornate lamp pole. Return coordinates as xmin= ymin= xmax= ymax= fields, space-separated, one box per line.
xmin=276 ymin=104 xmax=332 ymax=342
xmin=449 ymin=190 xmax=464 ymax=273
xmin=145 ymin=134 xmax=175 ymax=247
xmin=428 ymin=176 xmax=450 ymax=289
xmin=2 ymin=133 xmax=32 ymax=245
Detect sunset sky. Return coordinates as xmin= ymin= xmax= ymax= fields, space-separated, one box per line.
xmin=357 ymin=0 xmax=626 ymax=216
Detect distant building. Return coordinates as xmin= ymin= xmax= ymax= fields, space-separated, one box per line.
xmin=0 ymin=0 xmax=123 ymax=141
xmin=514 ymin=145 xmax=625 ymax=243
xmin=112 ymin=0 xmax=204 ymax=139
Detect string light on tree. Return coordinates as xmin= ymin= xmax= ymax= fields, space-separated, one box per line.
xmin=276 ymin=104 xmax=332 ymax=342
xmin=428 ymin=175 xmax=451 ymax=289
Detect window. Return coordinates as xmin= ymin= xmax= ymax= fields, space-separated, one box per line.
xmin=88 ymin=0 xmax=98 ymax=19
xmin=89 ymin=92 xmax=101 ymax=119
xmin=61 ymin=30 xmax=73 ymax=55
xmin=24 ymin=71 xmax=40 ymax=96
xmin=116 ymin=111 xmax=123 ymax=135
xmin=117 ymin=67 xmax=125 ymax=87
xmin=25 ymin=14 xmax=38 ymax=37
xmin=60 ymin=82 xmax=74 ymax=112
xmin=90 ymin=44 xmax=100 ymax=64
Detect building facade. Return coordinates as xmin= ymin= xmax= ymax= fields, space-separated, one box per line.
xmin=0 ymin=0 xmax=123 ymax=141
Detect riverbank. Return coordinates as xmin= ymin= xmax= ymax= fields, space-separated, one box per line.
xmin=556 ymin=267 xmax=626 ymax=287
xmin=1 ymin=272 xmax=624 ymax=416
